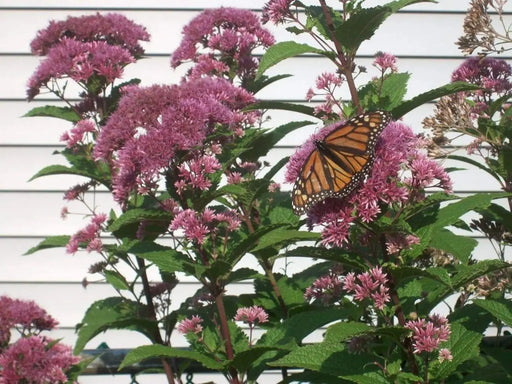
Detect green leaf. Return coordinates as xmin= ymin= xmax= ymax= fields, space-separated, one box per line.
xmin=324 ymin=321 xmax=371 ymax=343
xmin=282 ymin=246 xmax=367 ymax=270
xmin=248 ymin=308 xmax=346 ymax=380
xmin=391 ymin=81 xmax=482 ymax=119
xmin=231 ymin=345 xmax=287 ymax=372
xmin=108 ymin=209 xmax=172 ymax=233
xmin=251 ymin=229 xmax=320 ymax=252
xmin=256 ymin=41 xmax=323 ymax=79
xmin=28 ymin=164 xmax=107 ymax=185
xmin=74 ymin=297 xmax=157 ymax=354
xmin=269 ymin=342 xmax=376 ymax=377
xmin=423 ymin=260 xmax=510 ymax=311
xmin=24 ymin=105 xmax=81 ymax=122
xmin=240 ymin=120 xmax=313 ymax=163
xmin=103 ymin=270 xmax=130 ymax=291
xmin=448 ymin=154 xmax=503 ymax=184
xmin=24 ymin=235 xmax=70 ymax=255
xmin=120 ymin=344 xmax=224 ymax=371
xmin=335 ymin=6 xmax=391 ymax=53
xmin=429 ymin=228 xmax=477 ymax=264
xmin=128 ymin=242 xmax=193 ymax=275
xmin=473 ymin=299 xmax=512 ymax=327
xmin=430 ymin=323 xmax=482 ymax=380
xmin=246 ymin=100 xmax=317 ymax=118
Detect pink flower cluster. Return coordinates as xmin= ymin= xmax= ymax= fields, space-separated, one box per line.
xmin=94 ymin=78 xmax=255 ymax=202
xmin=452 ymin=56 xmax=512 ymax=95
xmin=286 ymin=120 xmax=452 ymax=247
xmin=304 ymin=269 xmax=343 ymax=305
xmin=0 ymin=336 xmax=79 ymax=383
xmin=177 ymin=315 xmax=203 ymax=335
xmin=343 ymin=267 xmax=390 ymax=310
xmin=306 ymin=72 xmax=344 ymax=118
xmin=60 ymin=119 xmax=97 ymax=149
xmin=234 ymin=306 xmax=269 ymax=325
xmin=171 ymin=7 xmax=274 ymax=81
xmin=262 ymin=0 xmax=295 ymax=24
xmin=405 ymin=314 xmax=451 ymax=354
xmin=30 ymin=12 xmax=149 ymax=57
xmin=0 ymin=296 xmax=58 ymax=345
xmin=66 ymin=213 xmax=106 ymax=254
xmin=0 ymin=296 xmax=79 ymax=383
xmin=373 ymin=52 xmax=398 ymax=73
xmin=170 ymin=208 xmax=241 ymax=245
xmin=27 ymin=37 xmax=135 ymax=100
xmin=175 ymin=155 xmax=222 ymax=193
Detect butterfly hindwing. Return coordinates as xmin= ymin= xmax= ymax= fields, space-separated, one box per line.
xmin=292 ymin=111 xmax=391 ymax=215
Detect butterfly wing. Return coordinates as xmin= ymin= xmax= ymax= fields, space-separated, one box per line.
xmin=292 ymin=111 xmax=391 ymax=215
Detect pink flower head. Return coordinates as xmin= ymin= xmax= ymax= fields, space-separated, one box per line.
xmin=30 ymin=12 xmax=150 ymax=56
xmin=175 ymin=155 xmax=222 ymax=193
xmin=61 ymin=119 xmax=97 ymax=149
xmin=0 ymin=336 xmax=79 ymax=383
xmin=343 ymin=267 xmax=390 ymax=310
xmin=94 ymin=78 xmax=254 ymax=203
xmin=405 ymin=314 xmax=451 ymax=354
xmin=438 ymin=348 xmax=453 ymax=362
xmin=170 ymin=209 xmax=211 ymax=244
xmin=27 ymin=38 xmax=135 ymax=100
xmin=66 ymin=213 xmax=106 ymax=254
xmin=234 ymin=306 xmax=269 ymax=325
xmin=304 ymin=269 xmax=343 ymax=305
xmin=171 ymin=7 xmax=274 ymax=81
xmin=177 ymin=315 xmax=203 ymax=335
xmin=373 ymin=52 xmax=398 ymax=73
xmin=386 ymin=233 xmax=421 ymax=255
xmin=452 ymin=56 xmax=512 ymax=95
xmin=0 ymin=296 xmax=58 ymax=345
xmin=262 ymin=0 xmax=295 ymax=24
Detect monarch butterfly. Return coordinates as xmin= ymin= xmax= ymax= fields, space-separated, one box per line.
xmin=292 ymin=111 xmax=392 ymax=215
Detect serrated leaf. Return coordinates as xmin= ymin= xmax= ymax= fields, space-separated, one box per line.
xmin=28 ymin=164 xmax=106 ymax=184
xmin=430 ymin=323 xmax=481 ymax=380
xmin=24 ymin=105 xmax=81 ymax=122
xmin=120 ymin=344 xmax=223 ymax=371
xmin=256 ymin=41 xmax=323 ymax=79
xmin=269 ymin=342 xmax=376 ymax=377
xmin=251 ymin=229 xmax=320 ymax=252
xmin=392 ymin=81 xmax=482 ymax=119
xmin=241 ymin=120 xmax=314 ymax=162
xmin=24 ymin=235 xmax=70 ymax=255
xmin=429 ymin=228 xmax=477 ymax=264
xmin=282 ymin=246 xmax=367 ymax=270
xmin=74 ymin=297 xmax=157 ymax=354
xmin=324 ymin=321 xmax=371 ymax=343
xmin=335 ymin=6 xmax=391 ymax=53
xmin=246 ymin=100 xmax=317 ymax=117
xmin=104 ymin=270 xmax=130 ymax=291
xmin=108 ymin=209 xmax=172 ymax=233
xmin=128 ymin=241 xmax=193 ymax=275
xmin=473 ymin=299 xmax=512 ymax=327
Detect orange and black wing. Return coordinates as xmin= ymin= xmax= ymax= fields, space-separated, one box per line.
xmin=292 ymin=111 xmax=391 ymax=215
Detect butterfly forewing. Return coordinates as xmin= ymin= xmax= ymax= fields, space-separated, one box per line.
xmin=292 ymin=111 xmax=391 ymax=215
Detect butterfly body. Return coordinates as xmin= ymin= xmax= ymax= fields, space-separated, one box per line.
xmin=292 ymin=111 xmax=391 ymax=215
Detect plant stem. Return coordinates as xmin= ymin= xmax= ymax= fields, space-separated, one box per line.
xmin=136 ymin=257 xmax=177 ymax=384
xmin=380 ymin=236 xmax=419 ymax=378
xmin=215 ymin=292 xmax=241 ymax=384
xmin=262 ymin=259 xmax=288 ymax=318
xmin=318 ymin=0 xmax=362 ymax=113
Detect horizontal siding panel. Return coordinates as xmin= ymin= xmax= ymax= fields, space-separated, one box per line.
xmin=0 ymin=0 xmax=486 ymax=12
xmin=1 ymin=235 xmax=503 ymax=282
xmin=0 ymin=10 xmax=475 ymax=57
xmin=0 ymin=144 xmax=502 ymax=191
xmin=1 ymin=55 xmax=469 ymax=100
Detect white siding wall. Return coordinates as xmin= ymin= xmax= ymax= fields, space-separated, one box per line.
xmin=0 ymin=1 xmax=509 ymax=382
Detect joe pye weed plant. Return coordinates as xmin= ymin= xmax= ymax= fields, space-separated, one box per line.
xmin=18 ymin=0 xmax=512 ymax=383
